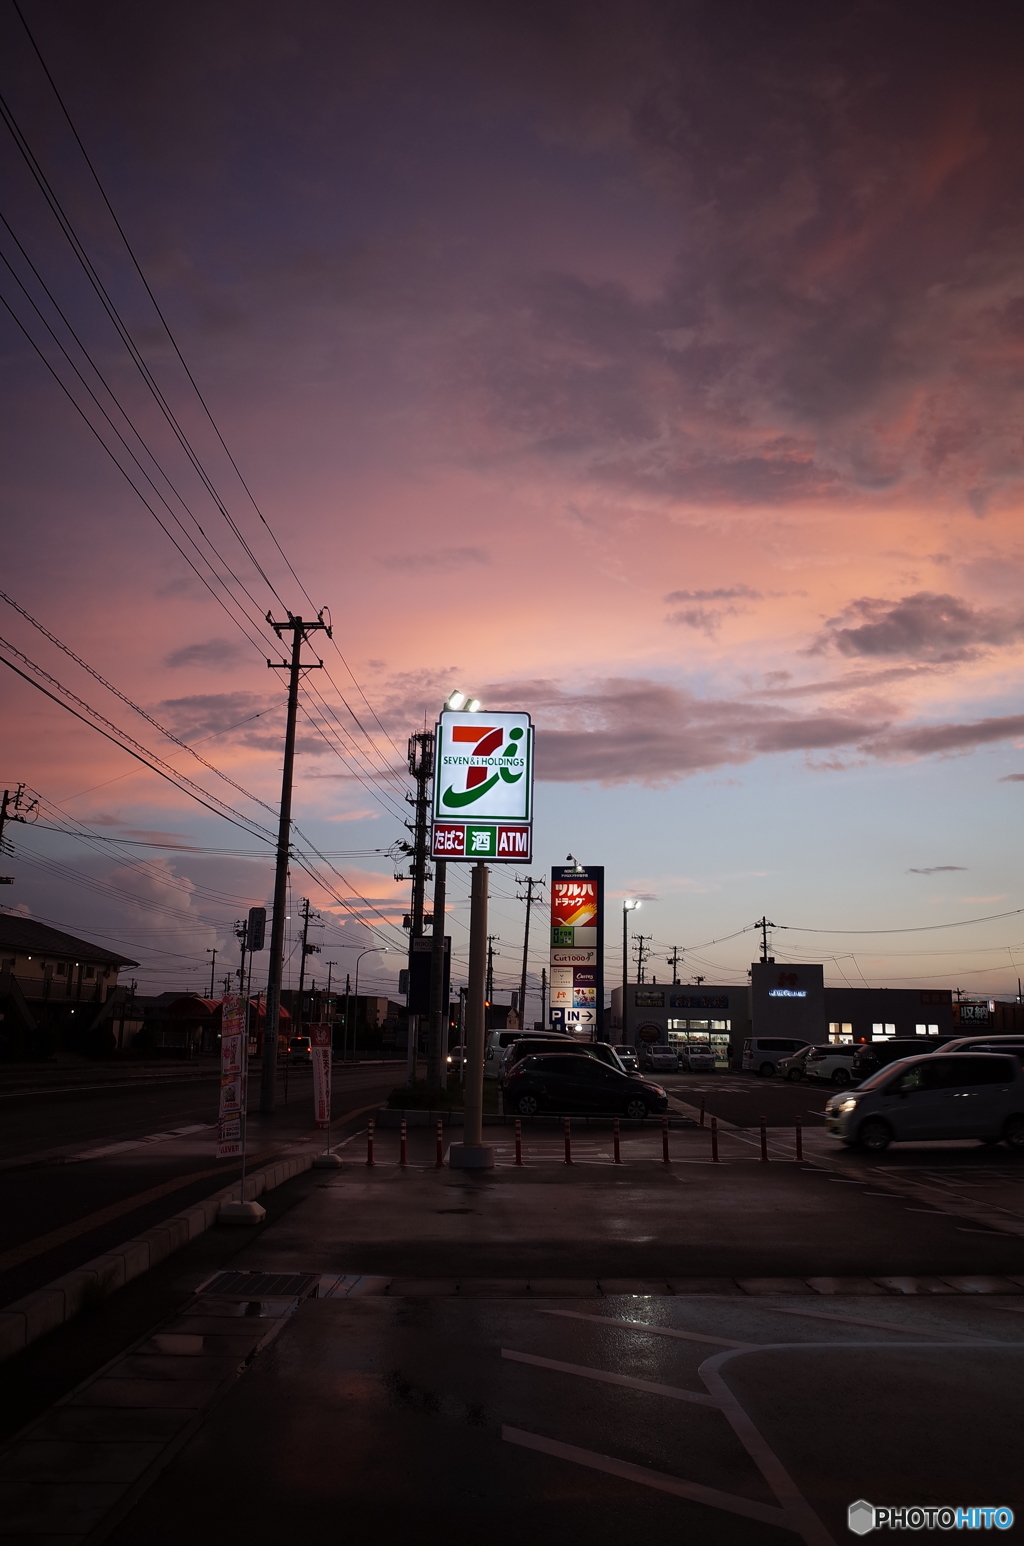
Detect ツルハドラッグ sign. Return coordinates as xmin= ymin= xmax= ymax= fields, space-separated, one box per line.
xmin=432 ymin=710 xmax=533 ymax=862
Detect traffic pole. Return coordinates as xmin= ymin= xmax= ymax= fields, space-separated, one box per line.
xmin=563 ymin=1117 xmax=573 ymax=1166
xmin=795 ymin=1114 xmax=803 ymax=1162
xmin=711 ymin=1115 xmax=720 ymax=1163
xmin=699 ymin=1096 xmax=705 ymax=1129
xmin=662 ymin=1113 xmax=670 ymax=1165
xmin=759 ymin=1115 xmax=769 ymax=1162
xmin=400 ymin=1117 xmax=408 ymax=1167
xmin=435 ymin=1118 xmax=444 ymax=1168
xmin=366 ymin=1118 xmax=375 ymax=1167
xmin=613 ymin=1116 xmax=621 ymax=1164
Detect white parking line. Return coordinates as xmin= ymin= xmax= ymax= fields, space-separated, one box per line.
xmin=539 ymin=1307 xmax=755 ymax=1349
xmin=502 ymin=1347 xmax=717 ymax=1405
xmin=501 ymin=1426 xmax=793 ymax=1529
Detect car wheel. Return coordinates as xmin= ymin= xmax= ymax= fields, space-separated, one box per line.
xmin=856 ymin=1117 xmax=892 ymax=1153
xmin=1002 ymin=1113 xmax=1024 ymax=1149
xmin=786 ymin=1069 xmax=803 ymax=1082
xmin=758 ymin=1061 xmax=775 ymax=1078
xmin=625 ymin=1097 xmax=650 ymax=1120
xmin=831 ymin=1068 xmax=851 ymax=1087
xmin=517 ymin=1094 xmax=539 ymax=1117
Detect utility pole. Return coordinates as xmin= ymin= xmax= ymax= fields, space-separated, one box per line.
xmin=234 ymin=917 xmax=248 ymax=991
xmin=344 ymin=972 xmax=352 ymax=1060
xmin=399 ymin=731 xmax=434 ymax=1082
xmin=0 ymin=784 xmax=36 ymax=884
xmin=222 ymin=974 xmax=233 ymax=994
xmin=206 ymin=948 xmax=217 ymax=999
xmin=486 ymin=935 xmax=500 ymax=1006
xmin=515 ymin=875 xmax=542 ymax=1031
xmin=297 ymin=897 xmax=321 ymax=1032
xmin=693 ymin=974 xmax=705 ymax=986
xmin=541 ymin=966 xmax=547 ymax=1028
xmin=666 ymin=946 xmax=682 ymax=985
xmin=427 ymin=858 xmax=447 ymax=1096
xmin=757 ymin=916 xmax=775 ymax=964
xmin=259 ymin=611 xmax=331 ymax=1112
xmin=632 ymin=934 xmax=651 ymax=984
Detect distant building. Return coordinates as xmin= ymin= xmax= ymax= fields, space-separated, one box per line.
xmin=0 ymin=916 xmax=137 ymax=1057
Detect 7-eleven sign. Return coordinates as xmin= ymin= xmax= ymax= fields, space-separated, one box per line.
xmin=432 ymin=710 xmax=533 ymax=861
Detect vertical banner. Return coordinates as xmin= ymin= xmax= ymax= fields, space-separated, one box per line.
xmin=310 ymin=1021 xmax=331 ymax=1130
xmin=218 ymin=993 xmax=245 ymax=1157
xmin=549 ymin=865 xmax=604 ymax=1039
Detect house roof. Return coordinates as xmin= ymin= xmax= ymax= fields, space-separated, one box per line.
xmin=0 ymin=915 xmax=138 ymax=968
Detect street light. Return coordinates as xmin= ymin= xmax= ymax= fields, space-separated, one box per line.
xmin=351 ymin=946 xmax=388 ymax=1061
xmin=622 ymin=899 xmax=641 ymax=1043
xmin=444 ymin=689 xmax=483 ymax=712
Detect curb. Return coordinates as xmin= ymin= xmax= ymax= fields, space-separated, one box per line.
xmin=0 ymin=1151 xmax=315 ymax=1364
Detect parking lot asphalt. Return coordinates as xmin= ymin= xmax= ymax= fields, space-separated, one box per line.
xmin=661 ymin=1070 xmax=834 ymax=1126
xmin=14 ymin=1290 xmax=1021 ymax=1546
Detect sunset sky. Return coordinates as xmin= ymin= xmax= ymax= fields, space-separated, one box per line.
xmin=2 ymin=0 xmax=1023 ymax=1011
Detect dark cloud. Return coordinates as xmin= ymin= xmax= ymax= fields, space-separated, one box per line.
xmin=864 ymin=713 xmax=1024 ymax=760
xmin=999 ymin=773 xmax=1024 ymax=783
xmin=908 ymin=866 xmax=967 ymax=875
xmin=818 ymin=593 xmax=1024 ymax=663
xmin=164 ymin=639 xmax=245 ymax=669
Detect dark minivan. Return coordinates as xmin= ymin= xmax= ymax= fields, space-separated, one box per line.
xmin=851 ymin=1037 xmax=945 ymax=1080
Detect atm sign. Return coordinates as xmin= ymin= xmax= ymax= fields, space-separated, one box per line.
xmin=431 ymin=822 xmax=532 ymax=862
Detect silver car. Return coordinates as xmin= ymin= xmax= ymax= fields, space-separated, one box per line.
xmin=642 ymin=1044 xmax=680 ymax=1073
xmin=825 ymin=1052 xmax=1024 ymax=1152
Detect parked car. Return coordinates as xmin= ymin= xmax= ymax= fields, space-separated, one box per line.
xmin=742 ymin=1037 xmax=810 ymax=1077
xmin=498 ymin=1034 xmax=581 ymax=1084
xmin=804 ymin=1044 xmax=859 ymax=1086
xmin=641 ymin=1043 xmax=680 ymax=1073
xmin=678 ymin=1041 xmax=715 ymax=1072
xmin=851 ymin=1037 xmax=944 ymax=1081
xmin=825 ymin=1052 xmax=1024 ymax=1152
xmin=485 ymin=1028 xmax=563 ymax=1079
xmin=940 ymin=1036 xmax=1024 ymax=1060
xmin=504 ymin=1053 xmax=668 ymax=1118
xmin=285 ymin=1035 xmax=311 ymax=1065
xmin=777 ymin=1045 xmax=817 ymax=1081
xmin=612 ymin=1043 xmax=640 ymax=1072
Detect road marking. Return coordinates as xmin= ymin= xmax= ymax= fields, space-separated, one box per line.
xmin=502 ymin=1347 xmax=718 ymax=1405
xmin=501 ymin=1426 xmax=793 ymax=1528
xmin=74 ymin=1123 xmax=213 ymax=1160
xmin=699 ymin=1350 xmax=838 ymax=1546
xmin=539 ymin=1308 xmax=755 ymax=1349
xmin=770 ymin=1306 xmax=967 ymax=1339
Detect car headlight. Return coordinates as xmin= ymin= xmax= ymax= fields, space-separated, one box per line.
xmin=838 ymin=1097 xmax=858 ymax=1113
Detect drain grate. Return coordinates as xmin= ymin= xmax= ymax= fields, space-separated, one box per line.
xmin=201 ymin=1270 xmax=320 ymax=1299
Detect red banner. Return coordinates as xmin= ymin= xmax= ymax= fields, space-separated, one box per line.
xmin=310 ymin=1021 xmax=331 ymax=1130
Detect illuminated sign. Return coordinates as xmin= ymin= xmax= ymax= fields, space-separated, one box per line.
xmin=550 ymin=865 xmax=604 ymax=1031
xmin=768 ymin=989 xmax=807 ymax=998
xmin=431 ymin=710 xmax=533 ymax=863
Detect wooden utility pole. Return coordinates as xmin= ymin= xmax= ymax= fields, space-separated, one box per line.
xmin=259 ymin=611 xmax=330 ymax=1112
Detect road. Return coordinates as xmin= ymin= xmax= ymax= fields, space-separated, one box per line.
xmin=661 ymin=1069 xmax=833 ymax=1126
xmin=0 ymin=1063 xmax=399 ymax=1306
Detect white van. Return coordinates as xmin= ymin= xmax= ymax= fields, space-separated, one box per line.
xmin=485 ymin=1029 xmax=568 ymax=1079
xmin=742 ymin=1036 xmax=810 ymax=1077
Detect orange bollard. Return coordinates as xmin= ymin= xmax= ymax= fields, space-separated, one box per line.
xmin=563 ymin=1116 xmax=574 ymax=1166
xmin=366 ymin=1118 xmax=375 ymax=1167
xmin=436 ymin=1118 xmax=444 ymax=1167
xmin=759 ymin=1115 xmax=769 ymax=1162
xmin=711 ymin=1115 xmax=720 ymax=1163
xmin=662 ymin=1112 xmax=671 ymax=1164
xmin=699 ymin=1096 xmax=705 ymax=1129
xmin=400 ymin=1117 xmax=408 ymax=1167
xmin=795 ymin=1114 xmax=803 ymax=1162
xmin=613 ymin=1116 xmax=621 ymax=1164
xmin=515 ymin=1118 xmax=524 ymax=1166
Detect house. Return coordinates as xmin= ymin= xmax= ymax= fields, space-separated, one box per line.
xmin=0 ymin=916 xmax=138 ymax=1057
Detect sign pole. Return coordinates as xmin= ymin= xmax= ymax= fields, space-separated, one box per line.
xmin=450 ymin=860 xmax=494 ymax=1168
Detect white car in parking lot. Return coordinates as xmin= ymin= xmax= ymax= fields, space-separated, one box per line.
xmin=678 ymin=1041 xmax=715 ymax=1072
xmin=642 ymin=1044 xmax=679 ymax=1073
xmin=804 ymin=1044 xmax=858 ymax=1086
xmin=825 ymin=1052 xmax=1024 ymax=1152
